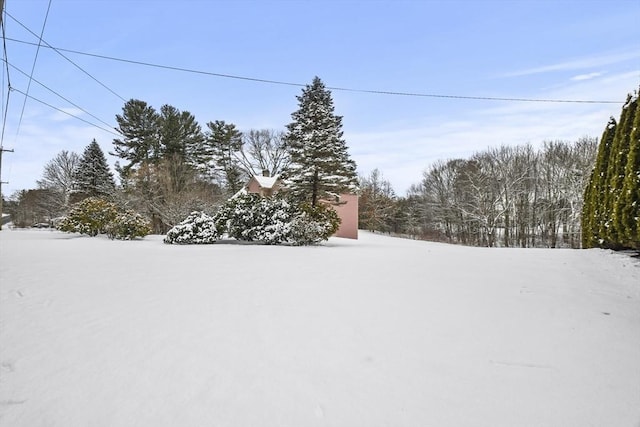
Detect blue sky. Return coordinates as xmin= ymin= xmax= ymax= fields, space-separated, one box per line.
xmin=1 ymin=0 xmax=639 ymax=197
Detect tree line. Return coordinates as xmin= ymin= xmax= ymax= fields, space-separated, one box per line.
xmin=7 ymin=106 xmax=293 ymax=231
xmin=5 ymin=82 xmax=637 ymax=250
xmin=6 ymin=77 xmax=359 ymax=234
xmin=359 ymin=138 xmax=598 ymax=248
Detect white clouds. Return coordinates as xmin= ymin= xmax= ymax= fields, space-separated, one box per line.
xmin=570 ymin=72 xmax=603 ymax=81
xmin=2 ymin=110 xmax=116 ymax=197
xmin=348 ymin=67 xmax=638 ymax=194
xmin=49 ymin=107 xmax=87 ymax=122
xmin=501 ymin=49 xmax=639 ymax=78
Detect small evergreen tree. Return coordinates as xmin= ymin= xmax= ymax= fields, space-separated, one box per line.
xmin=73 ymin=139 xmax=116 ymax=198
xmin=283 ymin=76 xmax=358 ymax=206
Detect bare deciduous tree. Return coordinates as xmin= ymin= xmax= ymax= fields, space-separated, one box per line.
xmin=359 ymin=169 xmax=397 ymax=233
xmin=236 ymin=129 xmax=289 ymax=178
xmin=36 ymin=150 xmax=80 ymax=215
xmin=403 ymin=139 xmax=597 ymax=248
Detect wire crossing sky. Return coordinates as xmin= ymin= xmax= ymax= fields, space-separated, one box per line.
xmin=1 ymin=0 xmax=639 ymax=195
xmin=4 ymin=36 xmax=624 ymax=105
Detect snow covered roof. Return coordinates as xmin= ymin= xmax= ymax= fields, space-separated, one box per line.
xmin=252 ymin=175 xmax=280 ymax=189
xmin=230 ymin=187 xmax=248 ymax=199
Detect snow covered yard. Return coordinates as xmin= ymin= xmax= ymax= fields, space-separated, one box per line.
xmin=0 ymin=229 xmax=638 ymax=427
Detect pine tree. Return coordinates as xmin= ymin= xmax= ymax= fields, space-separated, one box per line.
xmin=112 ymin=99 xmax=160 ymax=179
xmin=283 ymin=76 xmax=358 ymax=206
xmin=73 ymin=139 xmax=116 ymax=198
xmin=619 ymin=93 xmax=640 ymax=248
xmin=202 ymin=120 xmax=246 ymax=194
xmin=158 ymin=104 xmax=204 ymax=164
xmin=581 ymin=88 xmax=640 ymax=250
xmin=607 ymin=94 xmax=636 ymax=247
xmin=157 ymin=104 xmax=204 ymax=192
xmin=582 ymin=117 xmax=616 ymax=248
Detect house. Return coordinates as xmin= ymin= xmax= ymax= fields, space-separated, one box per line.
xmin=245 ymin=174 xmax=282 ymax=197
xmin=243 ymin=173 xmax=359 ymax=239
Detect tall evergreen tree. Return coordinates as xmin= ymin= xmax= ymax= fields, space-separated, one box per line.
xmin=74 ymin=139 xmax=116 ymax=198
xmin=582 ymin=88 xmax=640 ymax=250
xmin=619 ymin=93 xmax=640 ymax=248
xmin=607 ymin=94 xmax=636 ymax=247
xmin=283 ymin=76 xmax=358 ymax=206
xmin=158 ymin=104 xmax=204 ymax=164
xmin=202 ymin=120 xmax=246 ymax=194
xmin=112 ymin=99 xmax=160 ymax=179
xmin=582 ymin=117 xmax=616 ymax=248
xmin=157 ymin=104 xmax=204 ymax=192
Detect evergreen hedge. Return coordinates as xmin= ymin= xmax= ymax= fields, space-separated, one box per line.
xmin=582 ymin=90 xmax=639 ymax=249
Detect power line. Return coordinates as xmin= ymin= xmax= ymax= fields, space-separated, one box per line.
xmin=4 ymin=37 xmax=624 ymax=105
xmin=5 ymin=59 xmax=116 ymax=130
xmin=5 ymin=12 xmax=126 ymax=102
xmin=1 ymin=2 xmax=11 ymax=148
xmin=10 ymin=86 xmax=120 ymax=137
xmin=14 ymin=0 xmax=52 ymax=139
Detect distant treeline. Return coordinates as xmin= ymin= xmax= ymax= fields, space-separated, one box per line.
xmin=360 ymin=138 xmax=597 ymax=248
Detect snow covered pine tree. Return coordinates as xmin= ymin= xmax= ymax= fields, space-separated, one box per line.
xmin=283 ymin=76 xmax=358 ymax=206
xmin=73 ymin=139 xmax=116 ymax=199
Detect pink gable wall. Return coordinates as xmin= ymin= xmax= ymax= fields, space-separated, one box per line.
xmin=331 ymin=194 xmax=359 ymax=239
xmin=244 ymin=176 xmax=359 ymax=240
xmin=246 ymin=176 xmax=281 ymax=197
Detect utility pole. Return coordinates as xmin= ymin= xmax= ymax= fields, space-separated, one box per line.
xmin=0 ymin=0 xmax=9 ymax=230
xmin=0 ymin=147 xmax=14 ymax=230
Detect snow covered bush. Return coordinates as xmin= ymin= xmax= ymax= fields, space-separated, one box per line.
xmin=213 ymin=193 xmax=340 ymax=245
xmin=213 ymin=193 xmax=260 ymax=237
xmin=105 ymin=211 xmax=152 ymax=240
xmin=289 ymin=202 xmax=340 ymax=245
xmin=57 ymin=197 xmax=119 ymax=237
xmin=216 ymin=193 xmax=292 ymax=244
xmin=164 ymin=211 xmax=219 ymax=244
xmin=57 ymin=197 xmax=151 ymax=239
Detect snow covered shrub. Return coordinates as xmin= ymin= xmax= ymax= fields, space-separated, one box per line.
xmin=212 ymin=193 xmax=260 ymax=237
xmin=105 ymin=211 xmax=152 ymax=240
xmin=223 ymin=194 xmax=294 ymax=244
xmin=163 ymin=211 xmax=219 ymax=244
xmin=213 ymin=193 xmax=340 ymax=245
xmin=288 ymin=202 xmax=340 ymax=245
xmin=57 ymin=197 xmax=119 ymax=237
xmin=57 ymin=197 xmax=151 ymax=239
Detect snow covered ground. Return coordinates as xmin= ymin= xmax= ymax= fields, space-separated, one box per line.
xmin=1 ymin=229 xmax=638 ymax=427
